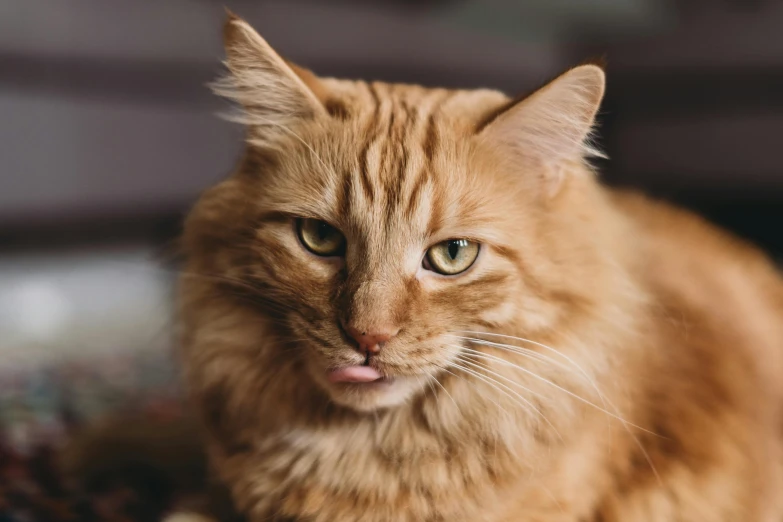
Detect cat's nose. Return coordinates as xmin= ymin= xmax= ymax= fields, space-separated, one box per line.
xmin=344 ymin=324 xmax=399 ymax=355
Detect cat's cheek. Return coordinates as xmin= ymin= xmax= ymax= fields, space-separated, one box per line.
xmin=298 ymin=257 xmax=344 ymax=282
xmin=478 ymin=300 xmax=517 ymax=326
xmin=516 ymin=293 xmax=561 ymax=332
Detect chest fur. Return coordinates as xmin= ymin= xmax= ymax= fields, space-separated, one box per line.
xmin=213 ymin=425 xmax=528 ymax=522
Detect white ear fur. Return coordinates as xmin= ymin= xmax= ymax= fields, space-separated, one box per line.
xmin=211 ymin=14 xmax=326 ymax=146
xmin=479 ymin=65 xmax=606 ymax=167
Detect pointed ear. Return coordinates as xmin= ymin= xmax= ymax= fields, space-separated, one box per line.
xmin=212 ymin=13 xmax=327 ymax=144
xmin=478 ymin=65 xmax=606 ymax=169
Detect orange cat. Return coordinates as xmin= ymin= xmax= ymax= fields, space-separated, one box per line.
xmin=177 ymin=13 xmax=783 ymax=522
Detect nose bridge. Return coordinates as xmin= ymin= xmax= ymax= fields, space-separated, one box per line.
xmin=342 ymin=258 xmax=406 ymax=333
xmin=346 ymin=270 xmax=397 ymax=324
xmin=340 ymin=218 xmax=414 ymax=327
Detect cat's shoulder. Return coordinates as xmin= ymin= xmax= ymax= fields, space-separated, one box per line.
xmin=609 ymin=187 xmax=783 ymax=395
xmin=609 ymin=188 xmax=780 ymax=278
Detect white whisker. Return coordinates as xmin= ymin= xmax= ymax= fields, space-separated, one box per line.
xmin=429 ymin=374 xmax=459 ymax=412
xmin=439 ymin=368 xmax=517 ymax=434
xmin=452 ymin=333 xmax=640 ymax=432
xmin=454 ymin=353 xmax=549 ymax=402
xmin=451 ymin=333 xmax=662 ymax=485
xmin=450 ymin=358 xmax=562 ymax=440
xmin=419 ymin=373 xmax=438 ymax=404
xmin=452 ymin=331 xmax=606 ymax=403
xmin=456 ymin=346 xmax=653 ymax=433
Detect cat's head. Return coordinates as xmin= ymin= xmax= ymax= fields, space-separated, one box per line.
xmin=181 ymin=14 xmax=607 ymax=413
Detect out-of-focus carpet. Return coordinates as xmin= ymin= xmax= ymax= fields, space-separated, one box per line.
xmin=0 ymin=247 xmax=216 ymax=521
xmin=0 ymin=349 xmax=192 ymax=522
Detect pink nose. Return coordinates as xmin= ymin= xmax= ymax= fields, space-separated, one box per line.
xmin=344 ymin=325 xmax=398 ymax=354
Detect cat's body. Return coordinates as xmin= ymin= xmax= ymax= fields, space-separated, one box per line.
xmin=173 ymin=14 xmax=783 ymax=522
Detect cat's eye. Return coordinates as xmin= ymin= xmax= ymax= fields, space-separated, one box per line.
xmin=425 ymin=239 xmax=480 ymax=275
xmin=297 ymin=218 xmax=346 ymax=257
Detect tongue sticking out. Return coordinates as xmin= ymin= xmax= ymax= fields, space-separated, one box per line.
xmin=328 ymin=366 xmax=383 ymax=384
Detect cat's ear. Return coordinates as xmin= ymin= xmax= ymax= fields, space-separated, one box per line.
xmin=213 ymin=12 xmax=327 ymax=140
xmin=477 ymin=65 xmax=605 ymax=193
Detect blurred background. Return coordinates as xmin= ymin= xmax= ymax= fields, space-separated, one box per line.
xmin=0 ymin=0 xmax=781 ymax=518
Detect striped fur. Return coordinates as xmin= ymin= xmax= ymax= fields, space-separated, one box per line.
xmin=177 ymin=14 xmax=783 ymax=522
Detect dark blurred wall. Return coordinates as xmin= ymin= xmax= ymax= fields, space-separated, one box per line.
xmin=575 ymin=1 xmax=783 ymax=254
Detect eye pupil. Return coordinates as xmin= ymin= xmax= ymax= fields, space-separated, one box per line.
xmin=317 ymin=222 xmax=331 ymax=240
xmin=447 ymin=240 xmax=460 ymax=260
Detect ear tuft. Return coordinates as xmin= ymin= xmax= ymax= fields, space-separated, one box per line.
xmin=580 ymin=55 xmax=608 ymax=72
xmin=211 ymin=14 xmax=326 ymax=147
xmin=222 ymin=7 xmax=241 ymax=26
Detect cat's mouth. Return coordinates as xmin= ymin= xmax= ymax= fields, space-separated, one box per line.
xmin=314 ymin=358 xmax=422 ymax=410
xmin=327 ymin=365 xmax=394 ymax=385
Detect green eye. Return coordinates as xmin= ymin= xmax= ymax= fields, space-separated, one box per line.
xmin=425 ymin=239 xmax=480 ymax=275
xmin=297 ymin=218 xmax=346 ymax=257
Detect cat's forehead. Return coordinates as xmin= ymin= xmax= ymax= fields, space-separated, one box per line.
xmin=257 ymin=80 xmax=515 ymax=246
xmin=321 ymin=78 xmax=509 ymax=130
xmin=297 ymin=81 xmax=513 ymax=243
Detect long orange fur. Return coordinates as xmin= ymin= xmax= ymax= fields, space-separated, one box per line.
xmin=175 ymin=14 xmax=783 ymax=522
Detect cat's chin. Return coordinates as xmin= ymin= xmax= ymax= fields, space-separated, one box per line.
xmin=315 ymin=372 xmax=422 ymax=412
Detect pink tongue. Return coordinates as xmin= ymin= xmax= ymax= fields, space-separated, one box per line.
xmin=328 ymin=366 xmax=383 ymax=383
